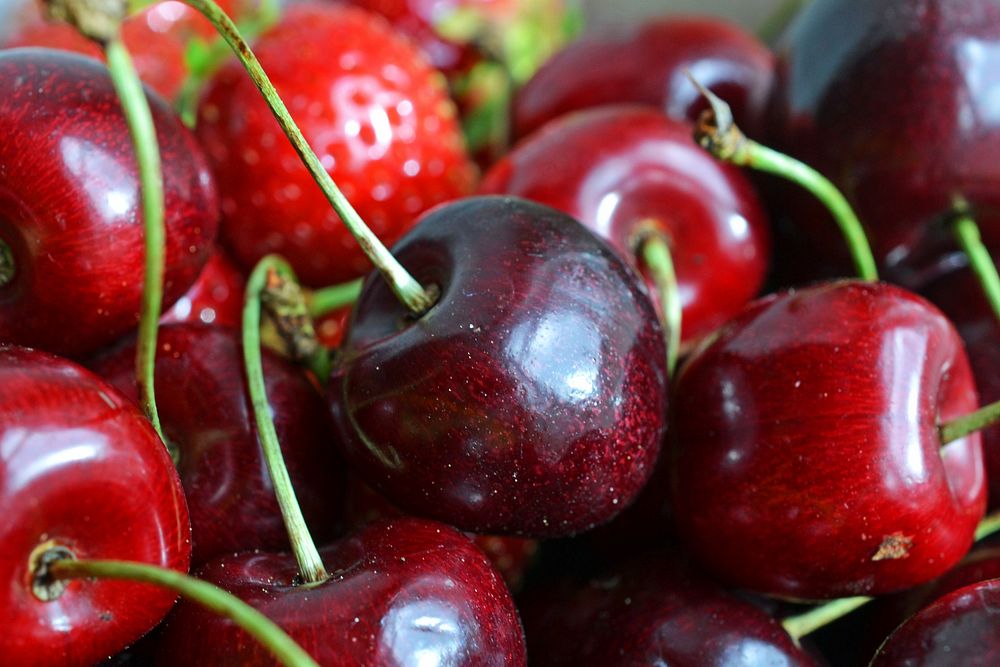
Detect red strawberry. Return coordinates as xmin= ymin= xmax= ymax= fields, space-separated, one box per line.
xmin=197 ymin=2 xmax=477 ymax=286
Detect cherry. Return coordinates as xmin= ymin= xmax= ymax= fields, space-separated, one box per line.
xmin=90 ymin=323 xmax=345 ymax=566
xmin=671 ymin=280 xmax=985 ymax=599
xmin=513 ymin=15 xmax=774 ymax=141
xmin=0 ymin=345 xmax=190 ymax=666
xmin=160 ymin=250 xmax=245 ymax=329
xmin=870 ymin=578 xmax=1000 ymax=666
xmin=330 ymin=196 xmax=668 ymax=537
xmin=766 ymin=0 xmax=1000 ymax=287
xmin=149 ymin=518 xmax=527 ymax=664
xmin=520 ymin=552 xmax=817 ymax=665
xmin=196 ymin=2 xmax=476 ymax=286
xmin=480 ymin=105 xmax=769 ymax=346
xmin=0 ymin=48 xmax=218 ymax=358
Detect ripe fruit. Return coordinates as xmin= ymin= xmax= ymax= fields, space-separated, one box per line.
xmin=671 ymin=280 xmax=985 ymax=599
xmin=196 ymin=2 xmax=476 ymax=286
xmin=160 ymin=251 xmax=245 ymax=328
xmin=480 ymin=105 xmax=769 ymax=345
xmin=330 ymin=196 xmax=668 ymax=537
xmin=0 ymin=345 xmax=191 ymax=667
xmin=0 ymin=49 xmax=218 ymax=358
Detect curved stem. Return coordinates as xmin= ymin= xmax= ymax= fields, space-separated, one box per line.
xmin=0 ymin=237 xmax=14 ymax=287
xmin=950 ymin=213 xmax=1000 ymax=324
xmin=45 ymin=558 xmax=318 ymax=667
xmin=105 ymin=36 xmax=166 ymax=443
xmin=757 ymin=0 xmax=809 ymax=43
xmin=638 ymin=233 xmax=681 ymax=377
xmin=181 ymin=0 xmax=436 ymax=315
xmin=975 ymin=510 xmax=1000 ymax=541
xmin=307 ymin=279 xmax=362 ymax=319
xmin=940 ymin=398 xmax=1000 ymax=446
xmin=244 ymin=256 xmax=327 ymax=583
xmin=689 ymin=78 xmax=878 ymax=282
xmin=781 ymin=596 xmax=872 ymax=641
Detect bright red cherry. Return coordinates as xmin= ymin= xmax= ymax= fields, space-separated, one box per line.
xmin=91 ymin=324 xmax=345 ymax=566
xmin=766 ymin=0 xmax=1000 ymax=287
xmin=150 ymin=519 xmax=527 ymax=665
xmin=197 ymin=2 xmax=477 ymax=286
xmin=0 ymin=345 xmax=191 ymax=667
xmin=0 ymin=49 xmax=218 ymax=358
xmin=330 ymin=196 xmax=668 ymax=537
xmin=160 ymin=250 xmax=245 ymax=329
xmin=481 ymin=106 xmax=769 ymax=345
xmin=514 ymin=16 xmax=774 ymax=141
xmin=671 ymin=280 xmax=985 ymax=599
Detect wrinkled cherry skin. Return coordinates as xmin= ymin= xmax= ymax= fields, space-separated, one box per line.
xmin=0 ymin=346 xmax=191 ymax=667
xmin=90 ymin=324 xmax=344 ymax=566
xmin=197 ymin=3 xmax=476 ymax=286
xmin=514 ymin=16 xmax=773 ymax=141
xmin=520 ymin=553 xmax=817 ymax=666
xmin=151 ymin=519 xmax=527 ymax=665
xmin=481 ymin=106 xmax=769 ymax=346
xmin=161 ymin=251 xmax=245 ymax=329
xmin=766 ymin=0 xmax=1000 ymax=287
xmin=871 ymin=579 xmax=1000 ymax=666
xmin=923 ymin=269 xmax=1000 ymax=510
xmin=671 ymin=281 xmax=985 ymax=599
xmin=0 ymin=49 xmax=218 ymax=358
xmin=330 ymin=196 xmax=668 ymax=537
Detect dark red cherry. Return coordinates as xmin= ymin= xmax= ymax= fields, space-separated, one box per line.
xmin=671 ymin=280 xmax=985 ymax=599
xmin=514 ymin=16 xmax=773 ymax=141
xmin=330 ymin=196 xmax=667 ymax=537
xmin=90 ymin=324 xmax=345 ymax=566
xmin=481 ymin=106 xmax=769 ymax=345
xmin=520 ymin=552 xmax=817 ymax=666
xmin=160 ymin=251 xmax=245 ymax=329
xmin=871 ymin=578 xmax=1000 ymax=666
xmin=0 ymin=345 xmax=191 ymax=667
xmin=767 ymin=0 xmax=1000 ymax=287
xmin=151 ymin=518 xmax=527 ymax=665
xmin=0 ymin=49 xmax=218 ymax=358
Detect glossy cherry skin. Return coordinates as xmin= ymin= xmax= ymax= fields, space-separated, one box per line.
xmin=90 ymin=324 xmax=344 ymax=566
xmin=0 ymin=49 xmax=218 ymax=358
xmin=330 ymin=196 xmax=668 ymax=537
xmin=671 ymin=280 xmax=985 ymax=599
xmin=160 ymin=250 xmax=245 ymax=329
xmin=767 ymin=0 xmax=1000 ymax=287
xmin=520 ymin=552 xmax=817 ymax=666
xmin=0 ymin=345 xmax=191 ymax=667
xmin=922 ymin=268 xmax=1000 ymax=510
xmin=481 ymin=106 xmax=769 ymax=346
xmin=197 ymin=3 xmax=476 ymax=286
xmin=871 ymin=578 xmax=1000 ymax=666
xmin=151 ymin=518 xmax=526 ymax=665
xmin=514 ymin=16 xmax=773 ymax=141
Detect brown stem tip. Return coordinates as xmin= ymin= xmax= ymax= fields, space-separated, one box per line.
xmin=262 ymin=267 xmax=321 ymax=361
xmin=44 ymin=0 xmax=126 ymax=43
xmin=685 ymin=71 xmax=748 ymax=161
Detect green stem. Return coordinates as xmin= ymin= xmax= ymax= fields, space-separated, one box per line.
xmin=940 ymin=399 xmax=1000 ymax=446
xmin=757 ymin=0 xmax=809 ymax=44
xmin=105 ymin=36 xmax=166 ymax=443
xmin=0 ymin=237 xmax=14 ymax=287
xmin=45 ymin=558 xmax=318 ymax=667
xmin=638 ymin=232 xmax=681 ymax=377
xmin=181 ymin=0 xmax=436 ymax=316
xmin=689 ymin=78 xmax=878 ymax=282
xmin=975 ymin=511 xmax=1000 ymax=541
xmin=307 ymin=279 xmax=362 ymax=319
xmin=951 ymin=213 xmax=1000 ymax=324
xmin=781 ymin=596 xmax=872 ymax=641
xmin=244 ymin=256 xmax=327 ymax=584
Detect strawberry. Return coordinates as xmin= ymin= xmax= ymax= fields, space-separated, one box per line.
xmin=196 ymin=2 xmax=476 ymax=286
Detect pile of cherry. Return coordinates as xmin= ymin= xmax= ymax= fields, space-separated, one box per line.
xmin=3 ymin=0 xmax=1000 ymax=665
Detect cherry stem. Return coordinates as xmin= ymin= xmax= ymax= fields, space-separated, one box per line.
xmin=940 ymin=398 xmax=1000 ymax=446
xmin=637 ymin=230 xmax=681 ymax=377
xmin=950 ymin=212 xmax=1000 ymax=324
xmin=688 ymin=77 xmax=878 ymax=282
xmin=976 ymin=510 xmax=1000 ymax=541
xmin=307 ymin=278 xmax=363 ymax=319
xmin=244 ymin=255 xmax=328 ymax=584
xmin=181 ymin=0 xmax=436 ymax=316
xmin=757 ymin=0 xmax=808 ymax=43
xmin=43 ymin=557 xmax=318 ymax=667
xmin=781 ymin=596 xmax=872 ymax=641
xmin=0 ymin=237 xmax=14 ymax=287
xmin=104 ymin=35 xmax=166 ymax=444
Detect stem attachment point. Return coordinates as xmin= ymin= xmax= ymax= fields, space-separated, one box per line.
xmin=940 ymin=398 xmax=1000 ymax=446
xmin=30 ymin=542 xmax=76 ymax=602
